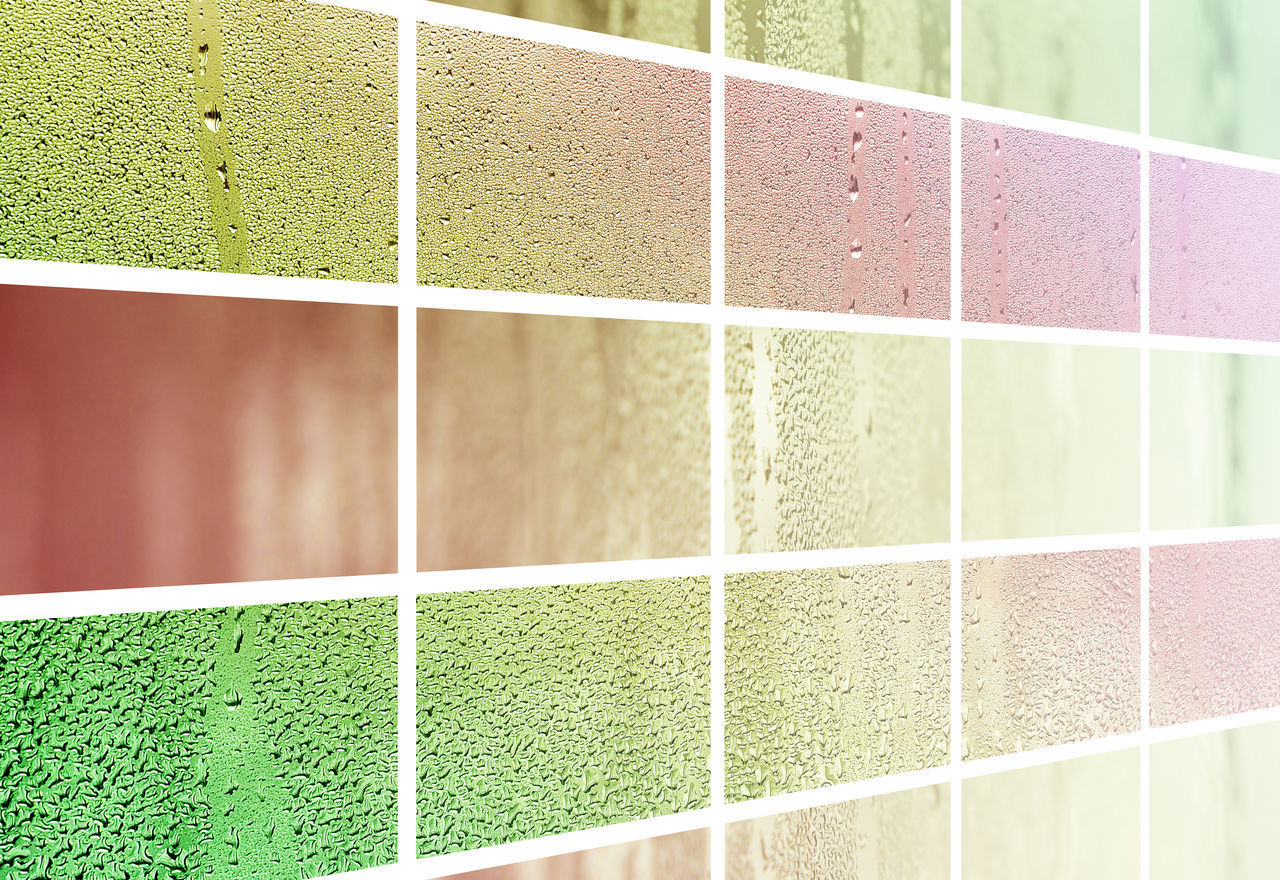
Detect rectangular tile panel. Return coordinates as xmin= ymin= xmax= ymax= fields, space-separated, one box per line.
xmin=961 ymin=121 xmax=1140 ymax=330
xmin=962 ymin=340 xmax=1139 ymax=540
xmin=417 ymin=579 xmax=710 ymax=855
xmin=962 ymin=550 xmax=1140 ymax=759
xmin=437 ymin=830 xmax=709 ymax=880
xmin=417 ymin=310 xmax=709 ymax=570
xmin=0 ymin=0 xmax=397 ymax=280
xmin=727 ymin=327 xmax=949 ymax=553
xmin=418 ymin=24 xmax=710 ymax=302
xmin=725 ymin=78 xmax=950 ymax=317
xmin=726 ymin=564 xmax=949 ymax=800
xmin=0 ymin=284 xmax=397 ymax=595
xmin=0 ymin=598 xmax=397 ymax=878
xmin=1150 ymin=540 xmax=1280 ymax=726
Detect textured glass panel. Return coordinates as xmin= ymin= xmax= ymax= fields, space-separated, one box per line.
xmin=1151 ymin=722 xmax=1280 ymax=880
xmin=725 ymin=79 xmax=950 ymax=317
xmin=962 ymin=0 xmax=1138 ymax=131
xmin=725 ymin=564 xmax=949 ymax=800
xmin=726 ymin=785 xmax=950 ymax=880
xmin=1150 ymin=156 xmax=1280 ymax=342
xmin=1150 ymin=350 xmax=1280 ymax=530
xmin=429 ymin=0 xmax=709 ymax=50
xmin=0 ymin=0 xmax=397 ymax=280
xmin=726 ymin=0 xmax=949 ymax=96
xmin=963 ymin=750 xmax=1139 ymax=880
xmin=962 ymin=340 xmax=1140 ymax=540
xmin=437 ymin=830 xmax=710 ymax=880
xmin=0 ymin=598 xmax=397 ymax=878
xmin=962 ymin=550 xmax=1141 ymax=760
xmin=0 ymin=284 xmax=397 ymax=595
xmin=961 ymin=121 xmax=1140 ymax=330
xmin=726 ymin=327 xmax=949 ymax=553
xmin=1152 ymin=0 xmax=1280 ymax=159
xmin=1150 ymin=540 xmax=1280 ymax=726
xmin=417 ymin=310 xmax=710 ymax=570
xmin=418 ymin=25 xmax=711 ymax=302
xmin=417 ymin=579 xmax=711 ymax=855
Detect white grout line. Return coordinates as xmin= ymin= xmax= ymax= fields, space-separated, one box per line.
xmin=948 ymin=0 xmax=963 ymax=870
xmin=397 ymin=15 xmax=420 ymax=865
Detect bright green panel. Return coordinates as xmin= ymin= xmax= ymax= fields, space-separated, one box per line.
xmin=417 ymin=579 xmax=711 ymax=855
xmin=962 ymin=340 xmax=1139 ymax=540
xmin=0 ymin=598 xmax=397 ymax=879
xmin=726 ymin=0 xmax=950 ymax=96
xmin=725 ymin=565 xmax=949 ymax=802
xmin=962 ymin=0 xmax=1138 ymax=131
xmin=1152 ymin=0 xmax=1280 ymax=159
xmin=0 ymin=0 xmax=396 ymax=280
xmin=1152 ymin=722 xmax=1280 ymax=880
xmin=1150 ymin=350 xmax=1280 ymax=530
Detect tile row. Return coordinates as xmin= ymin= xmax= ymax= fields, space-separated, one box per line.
xmin=441 ymin=719 xmax=1280 ymax=880
xmin=6 ymin=283 xmax=1280 ymax=594
xmin=6 ymin=8 xmax=1280 ymax=337
xmin=4 ymin=559 xmax=1279 ymax=872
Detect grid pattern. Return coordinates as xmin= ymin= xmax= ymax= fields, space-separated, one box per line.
xmin=4 ymin=0 xmax=1280 ymax=878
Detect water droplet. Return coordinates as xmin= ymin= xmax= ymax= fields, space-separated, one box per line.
xmin=203 ymin=104 xmax=222 ymax=133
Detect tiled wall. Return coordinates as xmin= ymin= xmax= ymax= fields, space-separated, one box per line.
xmin=4 ymin=1 xmax=1280 ymax=879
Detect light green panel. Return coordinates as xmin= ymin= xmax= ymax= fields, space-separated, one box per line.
xmin=431 ymin=0 xmax=709 ymax=50
xmin=726 ymin=0 xmax=950 ymax=96
xmin=1152 ymin=0 xmax=1280 ymax=159
xmin=0 ymin=0 xmax=396 ymax=280
xmin=418 ymin=579 xmax=711 ymax=856
xmin=964 ymin=750 xmax=1139 ymax=880
xmin=962 ymin=340 xmax=1139 ymax=540
xmin=1150 ymin=350 xmax=1280 ymax=530
xmin=962 ymin=0 xmax=1138 ymax=131
xmin=725 ymin=564 xmax=949 ymax=802
xmin=0 ymin=599 xmax=397 ymax=879
xmin=1152 ymin=722 xmax=1280 ymax=880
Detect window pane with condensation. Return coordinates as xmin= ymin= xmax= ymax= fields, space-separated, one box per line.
xmin=725 ymin=79 xmax=950 ymax=317
xmin=1152 ymin=722 xmax=1280 ymax=880
xmin=726 ymin=0 xmax=950 ymax=96
xmin=417 ymin=579 xmax=710 ymax=855
xmin=961 ymin=0 xmax=1139 ymax=131
xmin=1152 ymin=0 xmax=1280 ymax=160
xmin=963 ymin=750 xmax=1139 ymax=880
xmin=1150 ymin=156 xmax=1280 ymax=342
xmin=726 ymin=785 xmax=950 ymax=880
xmin=418 ymin=24 xmax=710 ymax=302
xmin=725 ymin=564 xmax=949 ymax=801
xmin=0 ymin=0 xmax=397 ymax=281
xmin=0 ymin=598 xmax=397 ymax=876
xmin=726 ymin=327 xmax=949 ymax=553
xmin=417 ymin=310 xmax=710 ymax=570
xmin=0 ymin=284 xmax=397 ymax=596
xmin=962 ymin=550 xmax=1140 ymax=761
xmin=962 ymin=340 xmax=1140 ymax=540
xmin=1150 ymin=540 xmax=1280 ymax=727
xmin=1150 ymin=350 xmax=1280 ymax=530
xmin=961 ymin=121 xmax=1140 ymax=330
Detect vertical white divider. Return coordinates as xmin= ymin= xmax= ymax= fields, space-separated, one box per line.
xmin=709 ymin=0 xmax=728 ymax=873
xmin=948 ymin=1 xmax=963 ymax=877
xmin=1139 ymin=0 xmax=1152 ymax=878
xmin=397 ymin=12 xmax=419 ymax=867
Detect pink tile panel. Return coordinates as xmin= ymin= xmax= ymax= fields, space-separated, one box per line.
xmin=961 ymin=121 xmax=1140 ymax=330
xmin=1151 ymin=155 xmax=1280 ymax=341
xmin=1150 ymin=539 xmax=1280 ymax=726
xmin=724 ymin=77 xmax=950 ymax=318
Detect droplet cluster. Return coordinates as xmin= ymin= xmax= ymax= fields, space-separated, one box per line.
xmin=417 ymin=579 xmax=711 ymax=855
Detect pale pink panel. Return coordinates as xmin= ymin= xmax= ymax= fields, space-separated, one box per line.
xmin=961 ymin=121 xmax=1140 ymax=330
xmin=1151 ymin=155 xmax=1280 ymax=341
xmin=1150 ymin=539 xmax=1280 ymax=726
xmin=724 ymin=77 xmax=950 ymax=318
